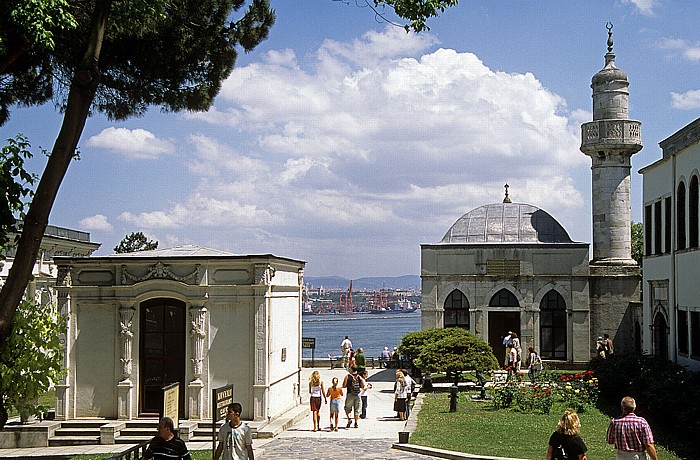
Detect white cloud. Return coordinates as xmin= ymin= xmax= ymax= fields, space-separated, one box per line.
xmin=671 ymin=90 xmax=700 ymax=110
xmin=78 ymin=214 xmax=113 ymax=232
xmin=622 ymin=0 xmax=656 ymax=15
xmin=656 ymin=37 xmax=700 ymax=62
xmin=86 ymin=127 xmax=175 ymax=159
xmin=114 ymin=27 xmax=591 ymax=272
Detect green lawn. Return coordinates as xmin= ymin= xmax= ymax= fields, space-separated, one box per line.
xmin=409 ymin=392 xmax=682 ymax=460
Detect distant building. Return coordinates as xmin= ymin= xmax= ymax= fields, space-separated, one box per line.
xmin=640 ymin=117 xmax=700 ymax=371
xmin=421 ymin=27 xmax=642 ymax=364
xmin=54 ymin=245 xmax=305 ymax=422
xmin=0 ymin=225 xmax=101 ymax=307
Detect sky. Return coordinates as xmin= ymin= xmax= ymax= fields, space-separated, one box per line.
xmin=3 ymin=0 xmax=700 ymax=279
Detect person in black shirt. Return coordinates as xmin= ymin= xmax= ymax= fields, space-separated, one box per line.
xmin=546 ymin=409 xmax=587 ymax=460
xmin=142 ymin=417 xmax=192 ymax=460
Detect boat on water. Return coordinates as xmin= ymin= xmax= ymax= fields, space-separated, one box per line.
xmin=369 ymin=299 xmax=418 ymax=314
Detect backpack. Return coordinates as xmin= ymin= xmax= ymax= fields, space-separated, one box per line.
xmin=533 ymin=354 xmax=543 ymax=371
xmin=347 ymin=375 xmax=361 ymax=395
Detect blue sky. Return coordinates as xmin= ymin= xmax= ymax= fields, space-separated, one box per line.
xmin=3 ymin=0 xmax=700 ymax=278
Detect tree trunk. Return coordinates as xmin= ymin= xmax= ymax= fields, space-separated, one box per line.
xmin=0 ymin=0 xmax=112 ymax=351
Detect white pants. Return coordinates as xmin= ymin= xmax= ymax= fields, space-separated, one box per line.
xmin=616 ymin=450 xmax=647 ymax=460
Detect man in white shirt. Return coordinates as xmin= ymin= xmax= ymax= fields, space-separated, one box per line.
xmin=340 ymin=336 xmax=352 ymax=368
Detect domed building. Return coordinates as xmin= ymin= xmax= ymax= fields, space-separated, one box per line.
xmin=421 ymin=192 xmax=593 ymax=363
xmin=421 ymin=26 xmax=642 ymax=366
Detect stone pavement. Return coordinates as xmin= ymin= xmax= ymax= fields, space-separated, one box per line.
xmin=0 ymin=367 xmax=519 ymax=459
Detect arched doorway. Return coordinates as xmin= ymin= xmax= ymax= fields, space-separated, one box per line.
xmin=139 ymin=298 xmax=186 ymax=417
xmin=653 ymin=311 xmax=668 ymax=361
xmin=539 ymin=290 xmax=567 ymax=360
xmin=443 ymin=289 xmax=469 ymax=329
xmin=488 ymin=289 xmax=520 ymax=366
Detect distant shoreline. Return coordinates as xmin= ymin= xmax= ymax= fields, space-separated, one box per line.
xmin=303 ymin=313 xmax=418 ymax=322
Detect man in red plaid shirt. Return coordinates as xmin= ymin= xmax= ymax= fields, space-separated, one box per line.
xmin=606 ymin=396 xmax=658 ymax=460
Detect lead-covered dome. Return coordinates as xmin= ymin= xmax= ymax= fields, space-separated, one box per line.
xmin=440 ymin=203 xmax=573 ymax=244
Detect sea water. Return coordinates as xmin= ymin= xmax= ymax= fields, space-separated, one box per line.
xmin=301 ymin=311 xmax=421 ymax=359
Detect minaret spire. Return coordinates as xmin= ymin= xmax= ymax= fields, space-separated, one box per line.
xmin=580 ymin=25 xmax=642 ymax=265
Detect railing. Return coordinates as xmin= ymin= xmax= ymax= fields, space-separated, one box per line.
xmin=102 ymin=440 xmax=149 ymax=460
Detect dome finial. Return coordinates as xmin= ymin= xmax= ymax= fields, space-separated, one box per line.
xmin=606 ymin=22 xmax=614 ymax=53
xmin=503 ymin=183 xmax=512 ymax=203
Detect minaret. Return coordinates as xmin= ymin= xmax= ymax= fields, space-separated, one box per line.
xmin=580 ymin=23 xmax=642 ymax=265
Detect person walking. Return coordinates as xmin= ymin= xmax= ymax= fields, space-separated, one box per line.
xmin=342 ymin=366 xmax=365 ymax=428
xmin=393 ymin=369 xmax=408 ymax=421
xmin=214 ymin=403 xmax=254 ymax=460
xmin=141 ymin=417 xmax=191 ymax=460
xmin=603 ymin=333 xmax=615 ymax=358
xmin=596 ymin=336 xmax=606 ymax=358
xmin=402 ymin=369 xmax=416 ymax=418
xmin=510 ymin=332 xmax=522 ymax=373
xmin=502 ymin=331 xmax=513 ymax=367
xmin=506 ymin=342 xmax=519 ymax=381
xmin=526 ymin=346 xmax=543 ymax=382
xmin=546 ymin=409 xmax=588 ymax=460
xmin=308 ymin=370 xmax=327 ymax=432
xmin=359 ymin=370 xmax=372 ymax=419
xmin=326 ymin=376 xmax=343 ymax=431
xmin=380 ymin=346 xmax=392 ymax=368
xmin=606 ymin=396 xmax=658 ymax=460
xmin=340 ymin=336 xmax=352 ymax=368
xmin=355 ymin=347 xmax=366 ymax=374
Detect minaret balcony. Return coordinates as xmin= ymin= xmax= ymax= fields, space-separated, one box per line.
xmin=581 ymin=119 xmax=642 ymax=153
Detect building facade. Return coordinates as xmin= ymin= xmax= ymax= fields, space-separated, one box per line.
xmin=421 ymin=27 xmax=642 ymax=364
xmin=640 ymin=118 xmax=700 ymax=371
xmin=421 ymin=201 xmax=592 ymax=363
xmin=54 ymin=246 xmax=305 ymax=422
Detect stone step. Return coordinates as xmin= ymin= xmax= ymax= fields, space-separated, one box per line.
xmin=49 ymin=435 xmax=101 ymax=447
xmin=53 ymin=428 xmax=101 ymax=437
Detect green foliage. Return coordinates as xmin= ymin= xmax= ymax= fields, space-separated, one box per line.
xmin=631 ymin=221 xmax=643 ymax=265
xmin=491 ymin=371 xmax=598 ymax=415
xmin=0 ymin=0 xmax=277 ymax=126
xmin=114 ymin=231 xmax=158 ymax=253
xmin=0 ymin=135 xmax=36 ymax=256
xmin=401 ymin=327 xmax=499 ymax=374
xmin=410 ymin=393 xmax=681 ymax=460
xmin=0 ymin=298 xmax=66 ymax=426
xmin=399 ymin=327 xmax=457 ymax=360
xmin=374 ymin=0 xmax=459 ymax=32
xmin=590 ymin=353 xmax=700 ymax=458
xmin=0 ymin=0 xmax=77 ymax=54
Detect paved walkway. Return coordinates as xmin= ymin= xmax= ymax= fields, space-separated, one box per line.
xmin=0 ymin=367 xmax=517 ymax=459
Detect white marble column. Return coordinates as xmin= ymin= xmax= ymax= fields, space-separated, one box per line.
xmin=188 ymin=305 xmax=207 ymax=420
xmin=117 ymin=304 xmax=136 ymax=419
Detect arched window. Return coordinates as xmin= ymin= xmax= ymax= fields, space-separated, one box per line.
xmin=443 ymin=290 xmax=469 ymax=329
xmin=489 ymin=289 xmax=518 ymax=308
xmin=678 ymin=181 xmax=687 ymax=250
xmin=539 ymin=290 xmax=567 ymax=360
xmin=690 ymin=176 xmax=699 ymax=248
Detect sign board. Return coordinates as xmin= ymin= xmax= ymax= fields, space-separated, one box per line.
xmin=212 ymin=384 xmax=234 ymax=455
xmin=302 ymin=337 xmax=316 ymax=349
xmin=162 ymin=382 xmax=179 ymax=427
xmin=213 ymin=384 xmax=234 ymax=422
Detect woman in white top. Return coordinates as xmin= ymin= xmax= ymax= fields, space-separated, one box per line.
xmin=308 ymin=371 xmax=327 ymax=431
xmin=393 ymin=370 xmax=407 ymax=421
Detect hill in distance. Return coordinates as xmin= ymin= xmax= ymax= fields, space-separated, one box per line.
xmin=304 ymin=275 xmax=420 ymax=290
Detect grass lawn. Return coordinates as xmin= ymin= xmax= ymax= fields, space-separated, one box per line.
xmin=409 ymin=392 xmax=683 ymax=460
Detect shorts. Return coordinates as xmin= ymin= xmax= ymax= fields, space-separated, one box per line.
xmin=330 ymin=399 xmax=341 ymax=413
xmin=310 ymin=396 xmax=322 ymax=411
xmin=344 ymin=394 xmax=361 ymax=414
